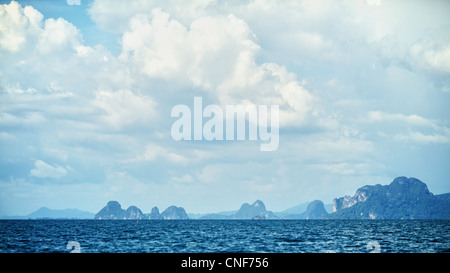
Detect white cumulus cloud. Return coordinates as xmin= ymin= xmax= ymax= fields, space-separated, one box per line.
xmin=119 ymin=8 xmax=317 ymax=127
xmin=30 ymin=160 xmax=68 ymax=179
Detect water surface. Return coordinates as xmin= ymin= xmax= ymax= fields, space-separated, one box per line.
xmin=0 ymin=220 xmax=448 ymax=253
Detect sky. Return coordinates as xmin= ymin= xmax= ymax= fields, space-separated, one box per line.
xmin=0 ymin=0 xmax=449 ymax=216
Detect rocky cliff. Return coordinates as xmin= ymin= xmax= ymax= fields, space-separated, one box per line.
xmin=95 ymin=201 xmax=126 ymax=219
xmin=234 ymin=200 xmax=275 ymax=219
xmin=283 ymin=200 xmax=329 ymax=219
xmin=124 ymin=206 xmax=146 ymax=219
xmin=300 ymin=200 xmax=329 ymax=219
xmin=160 ymin=205 xmax=189 ymax=219
xmin=328 ymin=177 xmax=450 ymax=219
xmin=94 ymin=201 xmax=189 ymax=220
xmin=149 ymin=207 xmax=162 ymax=219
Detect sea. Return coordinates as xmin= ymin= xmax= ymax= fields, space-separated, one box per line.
xmin=0 ymin=219 xmax=449 ymax=253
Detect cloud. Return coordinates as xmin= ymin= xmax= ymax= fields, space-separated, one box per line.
xmin=366 ymin=111 xmax=436 ymax=128
xmin=88 ymin=0 xmax=214 ymax=33
xmin=308 ymin=161 xmax=386 ymax=176
xmin=92 ymin=89 xmax=157 ymax=130
xmin=119 ymin=9 xmax=259 ymax=87
xmin=134 ymin=143 xmax=190 ymax=165
xmin=119 ymin=8 xmax=317 ymax=127
xmin=170 ymin=174 xmax=195 ymax=184
xmin=366 ymin=0 xmax=381 ymax=6
xmin=0 ymin=2 xmax=84 ymax=57
xmin=410 ymin=43 xmax=450 ymax=75
xmin=0 ymin=1 xmax=43 ymax=52
xmin=392 ymin=131 xmax=450 ymax=144
xmin=366 ymin=111 xmax=450 ymax=144
xmin=104 ymin=171 xmax=149 ymax=195
xmin=38 ymin=17 xmax=80 ymax=53
xmin=0 ymin=111 xmax=46 ymax=128
xmin=1 ymin=0 xmax=450 ymax=215
xmin=67 ymin=0 xmax=81 ymax=6
xmin=30 ymin=160 xmax=68 ymax=179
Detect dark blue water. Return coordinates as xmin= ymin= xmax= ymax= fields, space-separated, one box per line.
xmin=0 ymin=220 xmax=449 ymax=253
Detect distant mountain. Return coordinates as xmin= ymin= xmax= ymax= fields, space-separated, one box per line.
xmin=284 ymin=200 xmax=329 ymax=219
xmin=274 ymin=202 xmax=310 ymax=217
xmin=94 ymin=201 xmax=189 ymax=220
xmin=275 ymin=201 xmax=333 ymax=217
xmin=200 ymin=177 xmax=448 ymax=220
xmin=214 ymin=210 xmax=239 ymax=216
xmin=200 ymin=200 xmax=276 ymax=219
xmin=95 ymin=201 xmax=126 ymax=219
xmin=6 ymin=176 xmax=447 ymax=221
xmin=199 ymin=213 xmax=233 ymax=219
xmin=436 ymin=193 xmax=450 ymax=203
xmin=149 ymin=207 xmax=162 ymax=219
xmin=327 ymin=177 xmax=450 ymax=219
xmin=3 ymin=207 xmax=94 ymax=219
xmin=187 ymin=213 xmax=207 ymax=219
xmin=160 ymin=206 xmax=189 ymax=219
xmin=234 ymin=200 xmax=275 ymax=219
xmin=301 ymin=200 xmax=329 ymax=219
xmin=124 ymin=206 xmax=146 ymax=219
xmin=188 ymin=210 xmax=238 ymax=219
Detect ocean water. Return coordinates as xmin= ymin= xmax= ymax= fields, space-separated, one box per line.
xmin=0 ymin=220 xmax=449 ymax=253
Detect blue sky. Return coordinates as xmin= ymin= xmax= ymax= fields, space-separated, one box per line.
xmin=1 ymin=0 xmax=449 ymax=216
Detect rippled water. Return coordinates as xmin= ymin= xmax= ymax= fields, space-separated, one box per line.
xmin=0 ymin=220 xmax=449 ymax=253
